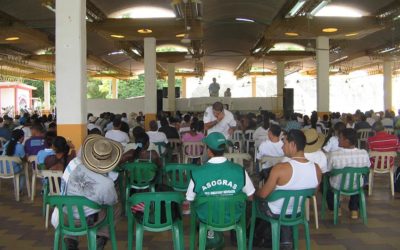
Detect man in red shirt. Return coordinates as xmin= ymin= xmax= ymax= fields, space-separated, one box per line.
xmin=368 ymin=121 xmax=400 ymax=168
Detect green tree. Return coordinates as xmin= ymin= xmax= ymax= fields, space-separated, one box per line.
xmin=87 ymin=78 xmax=109 ymax=99
xmin=23 ymin=79 xmax=56 ymax=106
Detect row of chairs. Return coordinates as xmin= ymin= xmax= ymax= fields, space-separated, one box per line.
xmin=49 ymin=164 xmax=369 ymax=250
xmin=356 ymin=127 xmax=395 ymax=149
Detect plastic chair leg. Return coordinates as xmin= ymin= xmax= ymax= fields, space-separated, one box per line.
xmin=135 ymin=223 xmax=144 ymax=250
xmin=31 ymin=173 xmax=36 ymax=201
xmin=270 ymin=222 xmax=280 ymax=250
xmin=198 ymin=223 xmax=207 ymax=250
xmin=293 ymin=225 xmax=299 ymax=250
xmin=108 ymin=215 xmax=118 ymax=250
xmin=312 ymin=195 xmax=319 ymax=229
xmin=368 ymin=172 xmax=373 ymax=196
xmin=236 ymin=226 xmax=246 ymax=250
xmin=14 ymin=174 xmax=20 ymax=201
xmin=305 ymin=198 xmax=310 ymax=221
xmin=359 ymin=192 xmax=368 ymax=225
xmin=87 ymin=230 xmax=97 ymax=250
xmin=304 ymin=221 xmax=311 ymax=250
xmin=45 ymin=204 xmax=49 ymax=229
xmin=54 ymin=228 xmax=60 ymax=250
xmin=321 ymin=175 xmax=328 ymax=219
xmin=172 ymin=221 xmax=184 ymax=250
xmin=248 ymin=213 xmax=256 ymax=250
xmin=333 ymin=193 xmax=339 ymax=225
xmin=390 ymin=170 xmax=394 ymax=196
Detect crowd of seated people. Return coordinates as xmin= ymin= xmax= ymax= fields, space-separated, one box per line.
xmin=2 ymin=107 xmax=400 ymax=250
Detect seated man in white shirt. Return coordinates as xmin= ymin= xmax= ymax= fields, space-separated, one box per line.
xmin=146 ymin=120 xmax=169 ymax=154
xmin=256 ymin=124 xmax=284 ymax=179
xmin=257 ymin=129 xmax=321 ymax=249
xmin=105 ymin=118 xmax=130 ymax=147
xmin=326 ymin=128 xmax=370 ymax=219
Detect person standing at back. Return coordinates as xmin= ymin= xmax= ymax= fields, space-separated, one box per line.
xmin=208 ymin=77 xmax=220 ymax=97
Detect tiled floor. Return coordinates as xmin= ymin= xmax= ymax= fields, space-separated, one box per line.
xmin=0 ymin=174 xmax=399 ymax=249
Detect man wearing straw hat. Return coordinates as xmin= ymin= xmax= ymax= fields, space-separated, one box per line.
xmin=63 ymin=134 xmax=123 ymax=250
xmin=302 ymin=128 xmax=328 ymax=174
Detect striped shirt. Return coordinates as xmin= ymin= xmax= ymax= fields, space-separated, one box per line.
xmin=367 ymin=131 xmax=399 ymax=168
xmin=328 ymin=148 xmax=370 ymax=190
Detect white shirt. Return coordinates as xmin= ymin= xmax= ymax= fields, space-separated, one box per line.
xmin=253 ymin=126 xmax=268 ymax=149
xmin=257 ymin=140 xmax=284 ymax=169
xmin=203 ymin=106 xmax=237 ymax=139
xmin=105 ymin=130 xmax=130 ymax=146
xmin=146 ymin=131 xmax=169 ymax=144
xmin=304 ymin=150 xmax=328 ymax=173
xmin=381 ymin=118 xmax=393 ymax=128
xmin=323 ymin=136 xmax=341 ymax=153
xmin=186 ymin=156 xmax=255 ymax=201
xmin=87 ymin=123 xmax=102 ymax=133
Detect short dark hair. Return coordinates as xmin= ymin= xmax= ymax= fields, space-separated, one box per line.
xmin=269 ymin=124 xmax=281 ymax=137
xmin=333 ymin=122 xmax=346 ymax=133
xmin=88 ymin=128 xmax=102 ymax=135
xmin=212 ymin=102 xmax=224 ymax=112
xmin=372 ymin=121 xmax=384 ymax=132
xmin=341 ymin=128 xmax=357 ymax=146
xmin=113 ymin=118 xmax=122 ymax=128
xmin=286 ymin=129 xmax=306 ymax=151
xmin=149 ymin=120 xmax=158 ymax=131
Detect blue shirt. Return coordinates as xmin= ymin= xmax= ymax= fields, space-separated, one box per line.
xmin=1 ymin=141 xmax=25 ymax=174
xmin=37 ymin=148 xmax=55 ymax=164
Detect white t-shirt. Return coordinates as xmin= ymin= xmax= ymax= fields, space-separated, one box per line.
xmin=304 ymin=150 xmax=328 ymax=173
xmin=256 ymin=140 xmax=284 ymax=169
xmin=253 ymin=126 xmax=268 ymax=149
xmin=203 ymin=106 xmax=237 ymax=139
xmin=323 ymin=136 xmax=340 ymax=153
xmin=105 ymin=130 xmax=130 ymax=146
xmin=146 ymin=131 xmax=168 ymax=144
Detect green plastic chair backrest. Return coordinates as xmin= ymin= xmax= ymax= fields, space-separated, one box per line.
xmin=330 ymin=167 xmax=369 ymax=195
xmin=266 ymin=189 xmax=315 ymax=225
xmin=192 ymin=193 xmax=247 ymax=228
xmin=154 ymin=142 xmax=167 ymax=155
xmin=164 ymin=163 xmax=197 ymax=191
xmin=123 ymin=161 xmax=158 ymax=188
xmin=47 ymin=195 xmax=105 ymax=234
xmin=128 ymin=191 xmax=184 ymax=230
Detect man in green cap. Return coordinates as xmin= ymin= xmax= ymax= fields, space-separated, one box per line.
xmin=186 ymin=132 xmax=255 ymax=247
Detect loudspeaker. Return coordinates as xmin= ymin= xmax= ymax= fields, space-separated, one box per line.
xmin=157 ymin=89 xmax=163 ymax=112
xmin=162 ymin=87 xmax=180 ymax=98
xmin=283 ymin=88 xmax=294 ymax=113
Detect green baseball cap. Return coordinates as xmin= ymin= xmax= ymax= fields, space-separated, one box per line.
xmin=202 ymin=132 xmax=227 ymax=151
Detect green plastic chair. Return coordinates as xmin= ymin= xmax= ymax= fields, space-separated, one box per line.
xmin=127 ymin=191 xmax=184 ymax=250
xmin=189 ymin=193 xmax=247 ymax=250
xmin=248 ymin=189 xmax=315 ymax=250
xmin=154 ymin=141 xmax=172 ymax=166
xmin=164 ymin=163 xmax=197 ymax=191
xmin=46 ymin=195 xmax=117 ymax=250
xmin=123 ymin=161 xmax=157 ymax=215
xmin=321 ymin=167 xmax=369 ymax=225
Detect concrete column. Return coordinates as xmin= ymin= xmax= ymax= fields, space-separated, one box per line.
xmin=316 ymin=36 xmax=330 ymax=112
xmin=43 ymin=80 xmax=51 ymax=111
xmin=181 ymin=77 xmax=186 ymax=98
xmin=144 ymin=37 xmax=157 ymax=130
xmin=167 ymin=64 xmax=176 ymax=112
xmin=383 ymin=60 xmax=393 ymax=111
xmin=251 ymin=76 xmax=257 ymax=97
xmin=276 ymin=61 xmax=285 ymax=111
xmin=55 ymin=0 xmax=87 ymax=149
xmin=111 ymin=78 xmax=118 ymax=99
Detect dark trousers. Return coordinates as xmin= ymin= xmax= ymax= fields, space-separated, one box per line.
xmin=326 ymin=189 xmax=359 ymax=211
xmin=258 ymin=201 xmax=293 ymax=245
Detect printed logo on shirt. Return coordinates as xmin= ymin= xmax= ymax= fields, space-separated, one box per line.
xmin=201 ymin=179 xmax=237 ymax=191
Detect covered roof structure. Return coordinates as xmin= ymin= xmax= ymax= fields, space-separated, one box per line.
xmin=0 ymin=0 xmax=399 ymax=81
